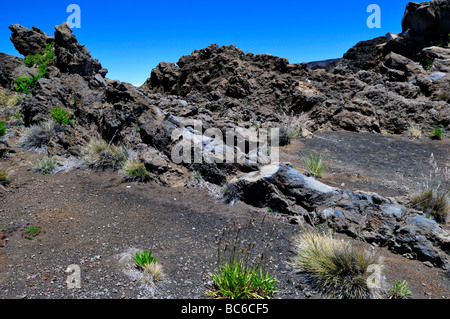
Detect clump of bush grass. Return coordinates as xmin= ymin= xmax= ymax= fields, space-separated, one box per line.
xmin=33 ymin=156 xmax=57 ymax=175
xmin=122 ymin=158 xmax=152 ymax=182
xmin=133 ymin=249 xmax=163 ymax=283
xmin=291 ymin=231 xmax=383 ymax=299
xmin=208 ymin=219 xmax=279 ymax=299
xmin=300 ymin=151 xmax=326 ymax=178
xmin=411 ymin=153 xmax=449 ymax=224
xmin=407 ymin=125 xmax=422 ymax=139
xmin=0 ymin=165 xmax=12 ymax=185
xmin=278 ymin=112 xmax=314 ymax=146
xmin=83 ymin=137 xmax=129 ymax=170
xmin=389 ymin=280 xmax=413 ymax=299
xmin=20 ymin=120 xmax=61 ymax=151
xmin=15 ymin=42 xmax=55 ymax=94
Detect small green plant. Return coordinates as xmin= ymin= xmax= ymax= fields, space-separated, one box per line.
xmin=266 ymin=207 xmax=274 ymax=214
xmin=132 ymin=249 xmax=164 ymax=284
xmin=300 ymin=151 xmax=326 ymax=178
xmin=423 ymin=59 xmax=434 ymax=71
xmin=33 ymin=156 xmax=57 ymax=175
xmin=133 ymin=249 xmax=160 ymax=270
xmin=389 ymin=280 xmax=412 ymax=299
xmin=132 ymin=122 xmax=141 ymax=133
xmin=208 ymin=220 xmax=279 ymax=299
xmin=50 ymin=107 xmax=71 ymax=126
xmin=122 ymin=158 xmax=152 ymax=182
xmin=429 ymin=128 xmax=443 ymax=140
xmin=291 ymin=231 xmax=383 ymax=299
xmin=24 ymin=226 xmax=41 ymax=240
xmin=0 ymin=121 xmax=9 ymax=137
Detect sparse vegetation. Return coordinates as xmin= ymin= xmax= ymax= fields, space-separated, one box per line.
xmin=208 ymin=220 xmax=279 ymax=299
xmin=423 ymin=58 xmax=434 ymax=71
xmin=220 ymin=183 xmax=241 ymax=206
xmin=278 ymin=111 xmax=314 ymax=146
xmin=15 ymin=42 xmax=55 ymax=94
xmin=33 ymin=156 xmax=57 ymax=175
xmin=407 ymin=125 xmax=422 ymax=139
xmin=24 ymin=226 xmax=41 ymax=240
xmin=435 ymin=91 xmax=449 ymax=102
xmin=0 ymin=165 xmax=12 ymax=185
xmin=429 ymin=128 xmax=443 ymax=140
xmin=389 ymin=280 xmax=413 ymax=299
xmin=83 ymin=137 xmax=129 ymax=170
xmin=411 ymin=153 xmax=449 ymax=224
xmin=50 ymin=107 xmax=71 ymax=126
xmin=0 ymin=121 xmax=8 ymax=137
xmin=132 ymin=249 xmax=163 ymax=283
xmin=300 ymin=151 xmax=326 ymax=178
xmin=122 ymin=158 xmax=152 ymax=182
xmin=291 ymin=231 xmax=383 ymax=299
xmin=20 ymin=120 xmax=61 ymax=151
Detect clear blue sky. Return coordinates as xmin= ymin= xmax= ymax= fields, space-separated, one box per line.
xmin=0 ymin=0 xmax=412 ymax=85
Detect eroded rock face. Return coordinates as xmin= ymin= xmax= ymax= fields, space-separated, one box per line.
xmin=142 ymin=41 xmax=448 ymax=135
xmin=9 ymin=24 xmax=54 ymax=56
xmin=54 ymin=23 xmax=107 ymax=77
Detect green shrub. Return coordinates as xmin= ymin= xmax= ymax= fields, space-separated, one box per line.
xmin=292 ymin=231 xmax=382 ymax=299
xmin=15 ymin=42 xmax=55 ymax=94
xmin=83 ymin=137 xmax=129 ymax=170
xmin=208 ymin=221 xmax=279 ymax=299
xmin=14 ymin=75 xmax=37 ymax=94
xmin=50 ymin=107 xmax=70 ymax=126
xmin=300 ymin=151 xmax=326 ymax=178
xmin=429 ymin=128 xmax=443 ymax=140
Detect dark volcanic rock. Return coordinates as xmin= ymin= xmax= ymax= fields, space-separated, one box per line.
xmin=9 ymin=24 xmax=54 ymax=56
xmin=230 ymin=164 xmax=450 ymax=268
xmin=54 ymin=23 xmax=107 ymax=77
